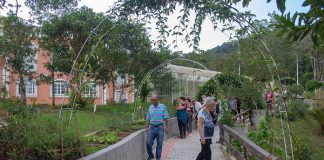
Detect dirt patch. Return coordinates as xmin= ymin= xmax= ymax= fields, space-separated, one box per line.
xmin=118 ymin=132 xmax=132 ymax=140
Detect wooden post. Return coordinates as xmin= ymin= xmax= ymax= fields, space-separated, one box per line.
xmin=243 ymin=146 xmax=247 ymax=159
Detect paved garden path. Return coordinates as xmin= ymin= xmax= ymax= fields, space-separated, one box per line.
xmin=161 ymin=127 xmax=229 ymax=160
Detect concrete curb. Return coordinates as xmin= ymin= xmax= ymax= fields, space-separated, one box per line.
xmin=80 ymin=118 xmax=179 ymax=160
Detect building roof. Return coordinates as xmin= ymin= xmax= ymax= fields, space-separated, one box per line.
xmin=167 ymin=64 xmax=221 ymax=77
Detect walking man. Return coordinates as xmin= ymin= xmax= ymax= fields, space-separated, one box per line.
xmin=146 ymin=95 xmax=169 ymax=160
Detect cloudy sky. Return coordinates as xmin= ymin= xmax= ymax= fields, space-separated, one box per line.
xmin=2 ymin=0 xmax=308 ymax=52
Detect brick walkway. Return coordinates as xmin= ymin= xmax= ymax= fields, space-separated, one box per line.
xmin=161 ymin=127 xmax=229 ymax=160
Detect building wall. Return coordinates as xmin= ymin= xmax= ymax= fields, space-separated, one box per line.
xmin=0 ymin=43 xmax=134 ymax=105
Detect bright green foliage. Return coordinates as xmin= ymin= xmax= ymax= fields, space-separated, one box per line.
xmin=219 ymin=99 xmax=234 ymax=127
xmin=85 ymin=132 xmax=118 ymax=145
xmin=248 ymin=117 xmax=284 ymax=158
xmin=305 ymin=80 xmax=322 ymax=91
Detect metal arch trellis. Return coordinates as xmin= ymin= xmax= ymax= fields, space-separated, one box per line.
xmin=132 ymin=57 xmax=219 ymax=121
xmin=54 ymin=2 xmax=295 ymax=159
xmin=56 ymin=10 xmax=129 ymax=158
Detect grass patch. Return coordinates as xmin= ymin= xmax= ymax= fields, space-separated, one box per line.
xmin=272 ymin=114 xmax=324 ymax=159
xmin=0 ymin=100 xmax=177 ymax=157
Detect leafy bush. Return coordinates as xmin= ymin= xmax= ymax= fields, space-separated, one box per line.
xmin=298 ymin=145 xmax=315 ymax=160
xmin=248 ymin=117 xmax=284 ymax=157
xmin=219 ymin=100 xmax=234 ymax=127
xmin=311 ymin=109 xmax=324 ymax=135
xmin=248 ymin=118 xmax=273 ymax=150
xmin=0 ymin=109 xmax=82 ymax=160
xmin=286 ymin=84 xmax=304 ymax=98
xmin=69 ymin=91 xmax=87 ymax=109
xmin=196 ymin=77 xmax=221 ymax=101
xmin=85 ymin=132 xmax=118 ymax=145
xmin=305 ymin=80 xmax=322 ymax=92
xmin=287 ymin=100 xmax=310 ymax=121
xmin=235 ymin=80 xmax=265 ymax=110
xmin=196 ymin=73 xmax=264 ymax=110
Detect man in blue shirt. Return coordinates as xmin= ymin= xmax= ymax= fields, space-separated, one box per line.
xmin=146 ymin=95 xmax=169 ymax=160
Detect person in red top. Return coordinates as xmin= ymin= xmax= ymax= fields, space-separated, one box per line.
xmin=264 ymin=90 xmax=273 ymax=110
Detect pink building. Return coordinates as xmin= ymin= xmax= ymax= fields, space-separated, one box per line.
xmin=0 ymin=42 xmax=134 ymax=105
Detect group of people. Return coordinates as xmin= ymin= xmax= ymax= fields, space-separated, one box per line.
xmin=145 ymin=94 xmax=221 ymax=160
xmin=175 ymin=96 xmax=203 ymax=139
xmin=145 ymin=90 xmax=275 ymax=160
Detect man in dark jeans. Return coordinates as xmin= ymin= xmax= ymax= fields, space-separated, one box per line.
xmin=145 ymin=95 xmax=169 ymax=160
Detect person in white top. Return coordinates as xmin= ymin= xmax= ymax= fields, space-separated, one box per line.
xmin=196 ymin=97 xmax=216 ymax=160
xmin=192 ymin=99 xmax=202 ymax=113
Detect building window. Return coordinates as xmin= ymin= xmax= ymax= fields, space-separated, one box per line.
xmin=82 ymin=82 xmax=98 ymax=97
xmin=116 ymin=74 xmax=127 ymax=85
xmin=114 ymin=90 xmax=127 ymax=102
xmin=16 ymin=80 xmax=37 ymax=97
xmin=53 ymin=80 xmax=68 ymax=96
xmin=24 ymin=44 xmax=38 ymax=72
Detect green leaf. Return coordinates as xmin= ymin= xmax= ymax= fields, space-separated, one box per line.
xmin=276 ymin=0 xmax=286 ymax=13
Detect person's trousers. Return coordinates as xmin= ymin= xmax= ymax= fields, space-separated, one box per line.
xmin=177 ymin=119 xmax=186 ymax=138
xmin=146 ymin=124 xmax=164 ymax=160
xmin=196 ymin=139 xmax=212 ymax=160
xmin=187 ymin=115 xmax=192 ymax=133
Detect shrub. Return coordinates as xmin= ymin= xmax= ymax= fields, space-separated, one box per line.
xmin=219 ymin=100 xmax=234 ymax=127
xmin=286 ymin=85 xmax=304 ymax=98
xmin=305 ymin=80 xmax=322 ymax=92
xmin=69 ymin=91 xmax=87 ymax=109
xmin=311 ymin=109 xmax=324 ymax=135
xmin=0 ymin=105 xmax=82 ymax=160
xmin=248 ymin=117 xmax=284 ymax=158
xmin=196 ymin=73 xmax=264 ymax=110
xmin=84 ymin=132 xmax=118 ymax=145
xmin=287 ymin=100 xmax=309 ymax=121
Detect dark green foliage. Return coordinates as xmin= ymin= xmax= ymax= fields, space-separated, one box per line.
xmin=275 ymin=0 xmax=324 ymax=45
xmin=196 ymin=78 xmax=220 ymax=102
xmin=287 ymin=100 xmax=309 ymax=121
xmin=205 ymin=41 xmax=238 ymax=56
xmin=286 ymin=85 xmax=304 ymax=98
xmin=305 ymin=80 xmax=322 ymax=92
xmin=0 ymin=105 xmax=81 ymax=160
xmin=311 ymin=109 xmax=324 ymax=135
xmin=0 ymin=15 xmax=37 ymax=103
xmin=300 ymin=72 xmax=313 ymax=88
xmin=298 ymin=145 xmax=315 ymax=160
xmin=25 ymin=0 xmax=79 ymax=22
xmin=196 ymin=73 xmax=264 ymax=110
